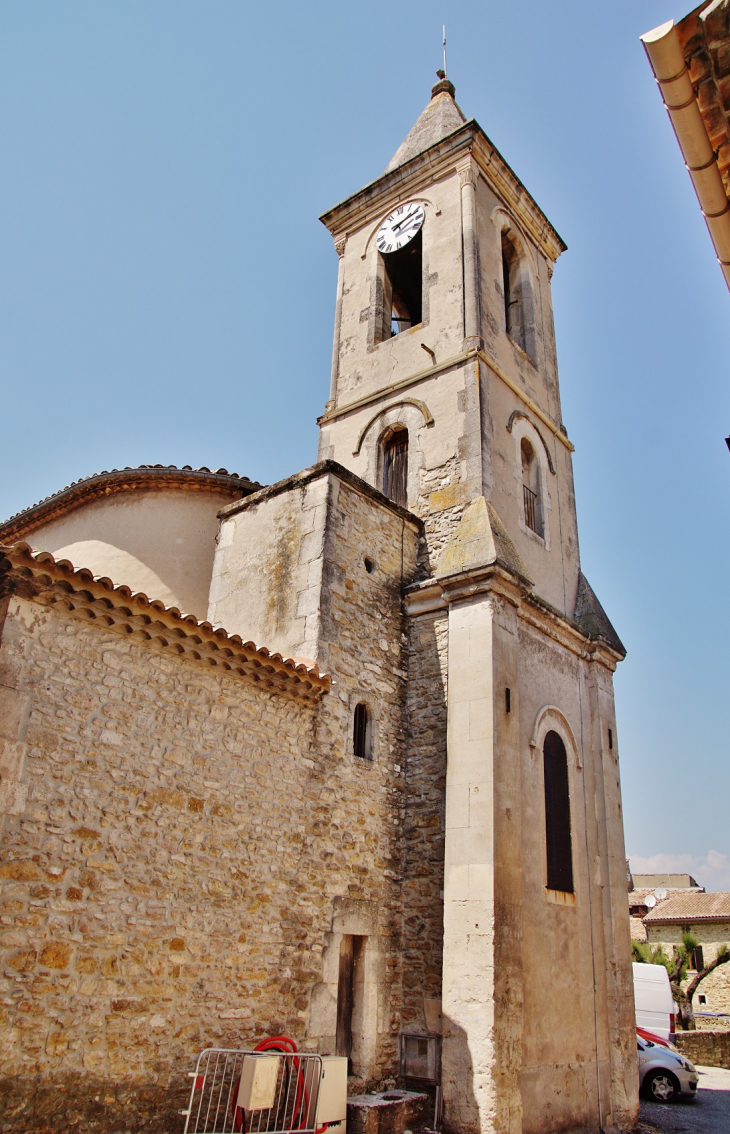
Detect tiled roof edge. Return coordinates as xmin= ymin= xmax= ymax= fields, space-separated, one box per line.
xmin=0 ymin=542 xmax=329 ymax=701
xmin=0 ymin=465 xmax=263 ymax=542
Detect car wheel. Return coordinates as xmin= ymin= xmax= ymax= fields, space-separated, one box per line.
xmin=644 ymin=1070 xmax=679 ymax=1103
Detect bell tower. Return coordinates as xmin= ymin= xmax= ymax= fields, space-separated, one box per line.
xmin=319 ymin=78 xmax=638 ymax=1134
xmin=318 ymin=76 xmax=578 ymax=617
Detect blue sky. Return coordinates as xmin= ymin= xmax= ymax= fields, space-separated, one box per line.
xmin=1 ymin=2 xmax=728 ymax=887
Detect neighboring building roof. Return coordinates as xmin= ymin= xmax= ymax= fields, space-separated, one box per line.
xmin=0 ymin=464 xmax=262 ymax=544
xmin=643 ymin=891 xmax=730 ymax=924
xmin=385 ymin=78 xmax=466 ymax=172
xmin=641 ymin=4 xmax=730 ymax=290
xmin=632 ymin=873 xmax=701 ymax=889
xmin=628 ymin=886 xmax=704 ymax=908
xmin=0 ymin=542 xmax=329 ymax=701
xmin=675 ymin=2 xmax=730 ymax=200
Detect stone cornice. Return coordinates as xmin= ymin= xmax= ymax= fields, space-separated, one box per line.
xmin=405 ymin=566 xmax=623 ymax=670
xmin=0 ymin=543 xmax=330 ymax=702
xmin=319 ymin=121 xmax=566 ymax=264
xmin=0 ymin=466 xmax=261 ymax=544
xmin=318 ymin=348 xmax=574 ymax=454
xmin=219 ymin=460 xmax=423 ymax=533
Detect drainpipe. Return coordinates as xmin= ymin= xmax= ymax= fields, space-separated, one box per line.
xmin=641 ymin=20 xmax=730 ymax=293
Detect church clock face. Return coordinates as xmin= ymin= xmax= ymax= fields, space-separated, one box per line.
xmin=375 ymin=202 xmax=425 ymax=254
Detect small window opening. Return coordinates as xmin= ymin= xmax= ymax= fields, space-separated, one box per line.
xmin=521 ymin=437 xmax=543 ymax=537
xmin=382 ymin=427 xmax=408 ymax=508
xmin=608 ymin=728 xmax=613 ymax=751
xmin=353 ymin=703 xmax=372 ymax=760
xmin=698 ymin=993 xmax=707 ymax=1006
xmin=543 ymin=729 xmax=573 ymax=893
xmin=501 ymin=230 xmax=535 ymax=360
xmin=364 ymin=557 xmax=375 ymax=574
xmin=505 ymin=688 xmax=511 ymax=713
xmin=382 ymin=230 xmax=422 ymax=338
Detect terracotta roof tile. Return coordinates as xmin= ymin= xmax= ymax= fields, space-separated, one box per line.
xmin=0 ymin=464 xmax=262 ymax=541
xmin=0 ymin=542 xmax=329 ymax=701
xmin=643 ymin=891 xmax=730 ymax=923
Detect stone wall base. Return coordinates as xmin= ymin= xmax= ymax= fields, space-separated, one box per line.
xmin=0 ymin=1074 xmax=188 ymax=1133
xmin=675 ymin=1029 xmax=730 ymax=1070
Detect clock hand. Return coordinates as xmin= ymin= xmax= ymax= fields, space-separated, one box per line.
xmin=392 ymin=210 xmax=419 ymax=233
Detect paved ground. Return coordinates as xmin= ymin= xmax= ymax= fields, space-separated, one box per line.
xmin=639 ymin=1065 xmax=730 ymax=1134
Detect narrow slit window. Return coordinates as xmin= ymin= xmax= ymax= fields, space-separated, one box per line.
xmin=382 ymin=427 xmax=408 ymax=508
xmin=501 ymin=229 xmax=536 ymax=361
xmin=353 ymin=703 xmax=372 ymax=760
xmin=520 ymin=437 xmax=543 ymax=537
xmin=383 ymin=230 xmax=422 ymax=338
xmin=543 ymin=729 xmax=573 ymax=893
xmin=502 ymin=231 xmax=523 ymax=347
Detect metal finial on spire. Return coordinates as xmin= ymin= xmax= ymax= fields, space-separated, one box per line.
xmin=443 ymin=25 xmax=447 ymax=77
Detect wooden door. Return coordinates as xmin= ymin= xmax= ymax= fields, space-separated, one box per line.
xmin=335 ymin=935 xmax=354 ymax=1061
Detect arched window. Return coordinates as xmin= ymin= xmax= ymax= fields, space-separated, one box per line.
xmin=543 ymin=730 xmax=573 ymax=893
xmin=353 ymin=703 xmax=372 ymax=760
xmin=378 ymin=229 xmax=423 ymax=341
xmin=382 ymin=427 xmax=408 ymax=508
xmin=520 ymin=437 xmax=543 ymax=537
xmin=501 ymin=229 xmax=536 ymax=361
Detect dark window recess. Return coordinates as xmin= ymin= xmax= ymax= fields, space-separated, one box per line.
xmin=505 ymin=688 xmax=511 ymax=713
xmin=353 ymin=703 xmax=371 ymax=760
xmin=608 ymin=728 xmax=613 ymax=751
xmin=336 ymin=934 xmax=365 ymax=1073
xmin=521 ymin=437 xmax=543 ymax=538
xmin=382 ymin=428 xmax=408 ymax=508
xmin=384 ymin=230 xmax=422 ymax=337
xmin=543 ymin=730 xmax=574 ymax=893
xmin=502 ymin=232 xmax=521 ymax=344
xmin=364 ymin=557 xmax=375 ymax=574
xmin=501 ymin=229 xmax=537 ymax=361
xmin=693 ymin=946 xmax=704 ymax=971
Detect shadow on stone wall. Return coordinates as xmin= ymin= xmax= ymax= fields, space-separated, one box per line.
xmin=0 ymin=1073 xmax=188 ymax=1133
xmin=441 ymin=1016 xmax=479 ymax=1134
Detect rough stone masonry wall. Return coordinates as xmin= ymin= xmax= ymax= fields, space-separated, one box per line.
xmin=675 ymin=1029 xmax=730 ymax=1069
xmin=400 ymin=610 xmax=448 ymax=1032
xmin=0 ymin=591 xmax=401 ymax=1133
xmin=304 ymin=476 xmax=420 ymax=1076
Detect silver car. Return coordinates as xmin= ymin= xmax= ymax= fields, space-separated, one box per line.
xmin=637 ymin=1035 xmax=698 ymax=1102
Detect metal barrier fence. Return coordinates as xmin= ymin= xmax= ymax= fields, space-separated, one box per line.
xmin=182 ymin=1049 xmax=324 ymax=1134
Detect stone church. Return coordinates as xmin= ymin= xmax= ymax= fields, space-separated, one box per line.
xmin=0 ymin=77 xmax=638 ymax=1133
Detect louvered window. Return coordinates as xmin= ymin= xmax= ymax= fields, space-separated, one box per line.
xmin=382 ymin=428 xmax=408 ymax=509
xmin=543 ymin=730 xmax=573 ymax=893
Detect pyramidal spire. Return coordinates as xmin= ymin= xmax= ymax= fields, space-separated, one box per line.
xmin=385 ymin=74 xmax=466 ymax=173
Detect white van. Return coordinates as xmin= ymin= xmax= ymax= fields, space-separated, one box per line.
xmin=633 ymin=962 xmax=676 ymax=1041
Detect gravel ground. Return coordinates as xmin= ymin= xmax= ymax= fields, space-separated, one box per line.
xmin=639 ymin=1065 xmax=730 ymax=1134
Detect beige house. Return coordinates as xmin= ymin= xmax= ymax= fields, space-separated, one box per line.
xmin=643 ymin=893 xmax=730 ymax=1029
xmin=628 ymin=874 xmax=704 ymax=942
xmin=0 ymin=76 xmax=638 ymax=1133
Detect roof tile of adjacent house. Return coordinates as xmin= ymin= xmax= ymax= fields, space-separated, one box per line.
xmin=643 ymin=891 xmax=730 ymax=924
